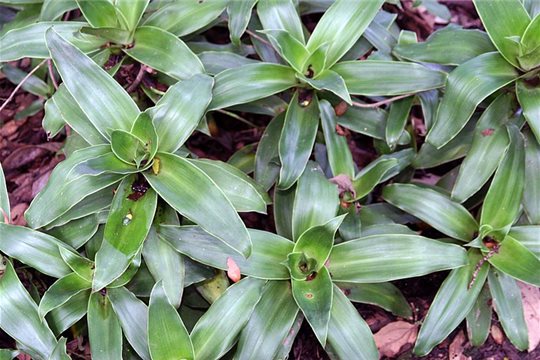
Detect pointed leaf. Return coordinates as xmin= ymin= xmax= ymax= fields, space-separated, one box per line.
xmin=320 ymin=100 xmax=354 ymax=178
xmin=385 ymin=96 xmax=414 ymax=149
xmin=116 ymin=0 xmax=149 ymax=31
xmin=488 ymin=236 xmax=540 ymax=286
xmin=227 ymin=0 xmax=258 ymax=45
xmin=508 ymin=226 xmax=540 ymax=258
xmin=40 ymin=0 xmax=77 ymax=21
xmin=87 ymin=292 xmax=123 ymax=360
xmin=383 ymin=183 xmax=478 ymax=241
xmin=352 ymin=158 xmax=398 ymax=201
xmin=144 ymin=153 xmax=252 ymax=257
xmin=125 ymin=26 xmax=204 ymax=80
xmin=426 ymin=52 xmax=519 ymax=148
xmin=263 ymin=29 xmax=309 ymax=73
xmin=46 ymin=28 xmax=140 ymax=138
xmin=257 ymin=0 xmax=304 ymax=43
xmin=191 ymin=278 xmax=266 ymax=359
xmin=39 ymin=272 xmax=91 ymax=319
xmin=300 ymin=69 xmax=351 ymax=104
xmin=466 ymin=284 xmax=492 ymax=347
xmin=76 ymin=0 xmax=118 ymax=28
xmin=0 ymin=163 xmax=9 ymax=223
xmin=516 ymin=78 xmax=540 ymax=143
xmin=522 ymin=130 xmax=540 ymax=223
xmin=47 ymin=290 xmax=90 ymax=336
xmin=111 ymin=130 xmax=147 ymax=166
xmin=255 ymin=113 xmax=284 ymax=191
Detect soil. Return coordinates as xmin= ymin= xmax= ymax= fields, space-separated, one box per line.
xmin=0 ymin=1 xmax=539 ymax=359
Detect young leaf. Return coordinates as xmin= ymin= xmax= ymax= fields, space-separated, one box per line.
xmin=414 ymin=250 xmax=489 ymax=356
xmin=292 ymin=266 xmax=333 ymax=346
xmin=148 ymin=282 xmax=194 ymax=360
xmin=263 ymin=29 xmax=309 ymax=73
xmin=144 ymin=152 xmax=252 ymax=258
xmin=488 ymin=236 xmax=540 ymax=286
xmin=87 ymin=292 xmax=123 ymax=360
xmin=76 ymin=0 xmax=118 ymax=28
xmin=115 ymin=0 xmax=149 ymax=32
xmin=383 ymin=183 xmax=478 ymax=241
xmin=93 ymin=175 xmax=158 ymax=291
xmin=124 ymin=26 xmax=205 ymax=80
xmin=191 ymin=278 xmax=267 ymax=359
xmin=46 ymin=28 xmax=140 ymax=138
xmin=518 ymin=14 xmax=540 ymax=70
xmin=111 ymin=130 xmax=148 ymax=166
xmin=278 ymin=92 xmax=320 ymax=190
xmin=426 ymin=52 xmax=519 ymax=149
xmin=300 ymin=69 xmax=352 ymax=104
xmin=257 ymin=0 xmax=305 ymax=44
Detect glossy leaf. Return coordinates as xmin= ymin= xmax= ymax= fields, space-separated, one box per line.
xmin=466 ymin=284 xmax=492 ymax=347
xmin=337 ymin=282 xmax=412 ymax=318
xmin=385 ymin=96 xmax=413 ymax=149
xmin=333 ymin=60 xmax=446 ymax=96
xmin=38 ymin=272 xmax=90 ymax=319
xmin=76 ymin=0 xmax=118 ymax=28
xmin=263 ymin=29 xmax=309 ymax=73
xmin=0 ymin=163 xmax=9 ymax=223
xmin=46 ymin=28 xmax=140 ymax=138
xmin=383 ymin=183 xmax=478 ymax=241
xmin=40 ymin=0 xmax=77 ymax=21
xmin=108 ymin=287 xmax=150 ymax=360
xmin=93 ymin=175 xmax=157 ymax=291
xmin=300 ymin=69 xmax=351 ymax=104
xmin=488 ymin=236 xmax=540 ymax=286
xmin=480 ymin=125 xmax=524 ymax=235
xmin=255 ymin=113 xmax=284 ymax=191
xmin=320 ymin=100 xmax=354 ymax=178
xmin=257 ymin=0 xmax=304 ymax=44
xmin=148 ymin=282 xmax=194 ymax=360
xmin=325 ymin=283 xmax=378 ymax=360
xmin=352 ymin=158 xmax=398 ymax=201
xmin=452 ymin=93 xmax=513 ymax=202
xmin=414 ymin=250 xmax=489 ymax=356
xmin=189 ymin=159 xmax=270 ymax=213
xmin=160 ymin=226 xmax=293 ymax=280
xmin=87 ymin=292 xmax=123 ymax=360
xmin=306 ymin=0 xmax=385 ymax=67
xmin=508 ymin=226 xmax=540 ymax=258
xmin=235 ymin=280 xmax=299 ymax=359
xmin=292 ymin=266 xmax=333 ymax=346
xmin=125 ymin=26 xmax=204 ymax=80
xmin=2 ymin=63 xmax=52 ymax=97
xmin=292 ymin=163 xmax=339 ymax=241
xmin=519 ymin=14 xmax=540 ymax=70
xmin=191 ymin=278 xmax=266 ymax=359
xmin=426 ymin=52 xmax=519 ymax=148
xmin=144 ymin=152 xmax=251 ymax=257
xmin=473 ymin=0 xmax=530 ymax=68
xmin=274 ymin=186 xmax=295 ymax=240
xmin=0 ymin=260 xmax=57 ymax=359
xmin=516 ymin=78 xmax=540 ymax=144
xmin=394 ymin=26 xmax=496 ymax=65
xmin=523 ymin=130 xmax=540 ymax=223
xmin=209 ymin=63 xmax=297 ymax=110
xmin=111 ymin=130 xmax=147 ymax=166
xmin=278 ymin=92 xmax=320 ymax=189
xmin=116 ymin=0 xmax=149 ymax=31
xmin=47 ymin=290 xmax=90 ymax=336
xmin=57 ymin=247 xmax=94 ymax=282
xmin=488 ymin=269 xmax=528 ymax=350
xmin=227 ymin=0 xmax=258 ymax=45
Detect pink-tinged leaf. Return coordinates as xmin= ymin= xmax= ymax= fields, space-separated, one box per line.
xmin=448 ymin=330 xmax=471 ymax=360
xmin=1 ymin=209 xmax=9 ymax=224
xmin=519 ymin=282 xmax=540 ymax=352
xmin=374 ymin=321 xmax=418 ymax=358
xmin=227 ymin=257 xmax=241 ymax=283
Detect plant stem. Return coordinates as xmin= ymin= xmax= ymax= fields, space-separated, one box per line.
xmin=0 ymin=59 xmax=47 ymax=113
xmin=352 ymin=93 xmax=412 ymax=108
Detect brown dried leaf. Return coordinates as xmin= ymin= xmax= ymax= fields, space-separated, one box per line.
xmin=449 ymin=330 xmax=471 ymax=360
xmin=374 ymin=321 xmax=418 ymax=358
xmin=490 ymin=324 xmax=504 ymax=345
xmin=329 ymin=174 xmax=355 ymax=197
xmin=518 ymin=282 xmax=540 ymax=352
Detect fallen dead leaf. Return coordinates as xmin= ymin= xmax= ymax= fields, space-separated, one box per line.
xmin=490 ymin=324 xmax=504 ymax=345
xmin=329 ymin=174 xmax=355 ymax=198
xmin=10 ymin=203 xmax=28 ymax=226
xmin=226 ymin=257 xmax=241 ymax=283
xmin=374 ymin=321 xmax=418 ymax=358
xmin=518 ymin=281 xmax=540 ymax=352
xmin=449 ymin=330 xmax=471 ymax=360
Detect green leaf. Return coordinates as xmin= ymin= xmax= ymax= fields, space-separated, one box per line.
xmin=300 ymin=69 xmax=352 ymax=104
xmin=124 ymin=26 xmax=204 ymax=80
xmin=235 ymin=280 xmax=299 ymax=359
xmin=414 ymin=250 xmax=489 ymax=356
xmin=199 ymin=51 xmax=258 ymax=75
xmin=40 ymin=0 xmax=77 ymax=21
xmin=76 ymin=0 xmax=118 ymax=28
xmin=0 ymin=259 xmax=57 ymax=359
xmin=426 ymin=52 xmax=519 ymax=148
xmin=329 ymin=234 xmax=467 ymax=283
xmin=332 ymin=60 xmax=446 ymax=96
xmin=38 ymin=272 xmax=91 ymax=319
xmin=148 ymin=282 xmax=194 ymax=360
xmin=466 ymin=284 xmax=492 ymax=347
xmin=49 ymin=337 xmax=70 ymax=360
xmin=2 ymin=63 xmax=52 ymax=97
xmin=144 ymin=0 xmax=227 ymax=36
xmin=93 ymin=175 xmax=157 ymax=291
xmin=188 ymin=159 xmax=270 ymax=213
xmin=274 ymin=186 xmax=295 ymax=240
xmin=0 ymin=22 xmax=104 ymax=61
xmin=80 ymin=26 xmax=132 ymax=45
xmin=116 ymin=0 xmax=149 ymax=31
xmin=57 ymin=247 xmax=94 ymax=282
xmin=47 ymin=290 xmax=90 ymax=335
xmin=144 ymin=152 xmax=252 ymax=257
xmin=393 ymin=26 xmax=496 ymax=65
xmin=227 ymin=0 xmax=258 ymax=45
xmin=111 ymin=130 xmax=148 ymax=166
xmin=257 ymin=0 xmax=305 ymax=44
xmin=518 ymin=14 xmax=540 ymax=70
xmin=352 ymin=158 xmax=398 ymax=201
xmin=255 ymin=113 xmax=284 ymax=191
xmin=0 ymin=163 xmax=9 ymax=223
xmin=325 ymin=283 xmax=378 ymax=360
xmin=292 ymin=266 xmax=333 ymax=346
xmin=291 ymin=163 xmax=339 ymax=241
xmin=337 ymin=282 xmax=412 ymax=318
xmin=262 ymin=29 xmax=309 ymax=73
xmin=46 ymin=28 xmax=140 ymax=138
xmin=294 ymin=216 xmax=344 ymax=272
xmin=383 ymin=183 xmax=478 ymax=241
xmin=509 ymin=226 xmax=540 ymax=258
xmin=108 ymin=287 xmax=150 ymax=360
xmin=488 ymin=269 xmax=528 ymax=350
xmin=191 ymin=278 xmax=267 ymax=359
xmin=160 ymin=226 xmax=293 ymax=280
xmin=306 ymin=0 xmax=385 ymax=67
xmin=149 ymin=74 xmax=213 ymax=153
xmin=278 ymin=92 xmax=320 ymax=189
xmin=87 ymin=292 xmax=123 ymax=360
xmin=473 ymin=0 xmax=530 ymax=68
xmin=209 ymin=63 xmax=297 ymax=110
xmin=320 ymin=100 xmax=354 ymax=178
xmin=0 ymin=224 xmax=74 ymax=278
xmin=130 ymin=112 xmax=159 ymax=163
xmin=385 ymin=96 xmax=413 ymax=149
xmin=488 ymin=236 xmax=540 ymax=286
xmin=42 ymin=97 xmax=65 ymax=139
xmin=480 ymin=125 xmax=525 ymax=235
xmin=516 ymin=78 xmax=540 ymax=143
xmin=452 ymin=93 xmax=513 ymax=202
